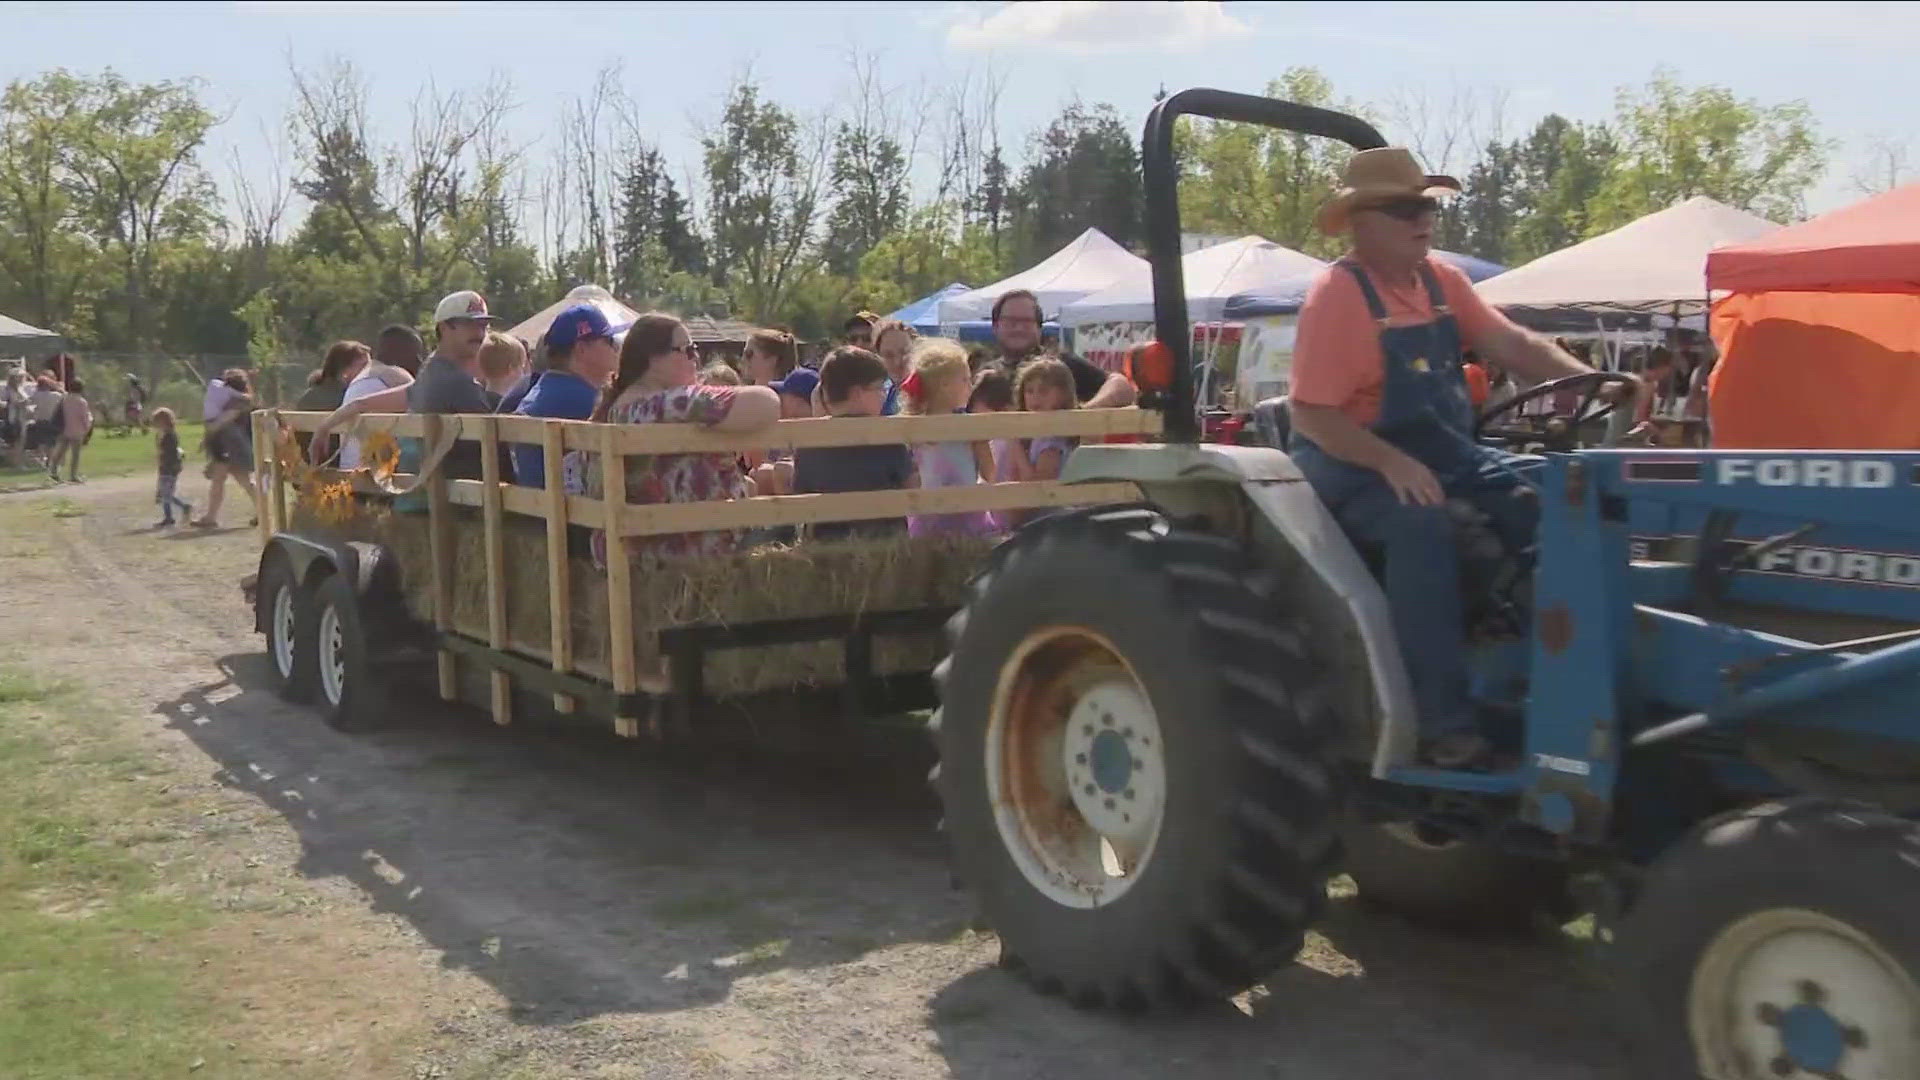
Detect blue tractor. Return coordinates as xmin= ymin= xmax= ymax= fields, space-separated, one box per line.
xmin=932 ymin=90 xmax=1920 ymax=1079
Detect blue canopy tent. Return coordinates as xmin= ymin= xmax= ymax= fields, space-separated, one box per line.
xmin=1223 ymin=250 xmax=1507 ymax=319
xmin=886 ymin=283 xmax=970 ymax=335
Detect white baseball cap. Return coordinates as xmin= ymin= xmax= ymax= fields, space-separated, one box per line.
xmin=432 ymin=290 xmax=498 ymax=325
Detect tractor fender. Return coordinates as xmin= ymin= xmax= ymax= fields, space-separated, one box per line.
xmin=253 ymin=532 xmax=407 ymax=635
xmin=1063 ymin=443 xmax=1417 ymax=775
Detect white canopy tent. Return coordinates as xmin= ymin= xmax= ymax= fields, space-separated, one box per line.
xmin=0 ymin=311 xmax=63 ymax=354
xmin=937 ymin=228 xmax=1146 ymax=323
xmin=505 ymin=285 xmax=641 ymax=353
xmin=1057 ymin=235 xmax=1325 ymax=326
xmin=1474 ymin=196 xmax=1779 ymax=325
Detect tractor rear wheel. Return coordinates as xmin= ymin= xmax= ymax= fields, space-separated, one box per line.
xmin=1614 ymin=798 xmax=1920 ymax=1079
xmin=1341 ymin=817 xmax=1573 ymax=929
xmin=934 ymin=506 xmax=1340 ymax=1007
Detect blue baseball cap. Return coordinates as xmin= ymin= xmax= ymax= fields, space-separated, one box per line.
xmin=771 ymin=367 xmax=819 ymax=399
xmin=546 ymin=304 xmax=631 ymax=352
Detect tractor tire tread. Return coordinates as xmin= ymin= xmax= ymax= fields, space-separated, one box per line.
xmin=933 ymin=506 xmax=1339 ymax=1008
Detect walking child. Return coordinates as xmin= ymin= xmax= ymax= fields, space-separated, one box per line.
xmin=152 ymin=408 xmax=192 ymax=527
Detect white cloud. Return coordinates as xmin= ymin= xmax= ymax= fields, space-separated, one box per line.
xmin=946 ymin=1 xmax=1251 ymax=54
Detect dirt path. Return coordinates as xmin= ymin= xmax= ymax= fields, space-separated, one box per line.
xmin=2 ymin=479 xmax=1634 ymax=1079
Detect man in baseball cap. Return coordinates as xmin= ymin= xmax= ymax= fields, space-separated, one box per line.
xmin=506 ymin=303 xmax=630 ymax=486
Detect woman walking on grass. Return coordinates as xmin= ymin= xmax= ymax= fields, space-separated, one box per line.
xmin=194 ymin=370 xmax=260 ymax=529
xmin=47 ymin=379 xmax=91 ymax=483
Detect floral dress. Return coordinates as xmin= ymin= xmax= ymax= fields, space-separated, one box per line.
xmin=562 ymin=383 xmax=744 ymax=566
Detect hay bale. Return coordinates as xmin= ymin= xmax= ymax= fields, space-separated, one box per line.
xmin=292 ymin=495 xmax=992 ymax=698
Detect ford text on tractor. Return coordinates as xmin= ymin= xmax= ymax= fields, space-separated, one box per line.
xmin=933 ymin=88 xmax=1920 ymax=1078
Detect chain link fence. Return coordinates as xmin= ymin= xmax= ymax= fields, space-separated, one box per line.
xmin=56 ymin=353 xmax=320 ymax=420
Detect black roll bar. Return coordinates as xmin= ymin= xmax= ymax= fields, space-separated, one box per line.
xmin=1140 ymin=89 xmax=1387 ymax=442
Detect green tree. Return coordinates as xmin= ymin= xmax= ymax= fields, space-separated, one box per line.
xmin=1591 ymin=69 xmax=1827 ymax=229
xmin=613 ymin=143 xmax=706 ymax=300
xmin=63 ymin=72 xmax=222 ymax=350
xmin=1007 ymin=102 xmax=1140 ymax=263
xmin=701 ymin=80 xmax=825 ymax=322
xmin=1173 ymin=68 xmax=1370 ymax=257
xmin=853 ymin=203 xmax=1006 ymax=315
xmin=819 ymin=119 xmax=909 ymax=277
xmin=0 ymin=71 xmax=96 ymax=334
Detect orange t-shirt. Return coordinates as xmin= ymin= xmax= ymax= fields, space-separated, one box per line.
xmin=1289 ymin=256 xmax=1512 ymax=427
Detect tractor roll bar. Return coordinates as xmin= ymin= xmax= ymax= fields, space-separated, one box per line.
xmin=1140 ymin=89 xmax=1387 ymax=443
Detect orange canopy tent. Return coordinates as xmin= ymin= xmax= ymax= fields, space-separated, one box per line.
xmin=1705 ymin=183 xmax=1920 ymax=448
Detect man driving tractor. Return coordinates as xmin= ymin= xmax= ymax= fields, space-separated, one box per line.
xmin=1287 ymin=147 xmax=1635 ymax=769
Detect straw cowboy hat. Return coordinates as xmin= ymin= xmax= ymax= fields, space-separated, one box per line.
xmin=1316 ymin=147 xmax=1461 ymax=235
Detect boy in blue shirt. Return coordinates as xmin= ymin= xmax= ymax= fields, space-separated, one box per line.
xmin=509 ymin=303 xmax=626 ymax=487
xmin=793 ymin=347 xmax=913 ymax=540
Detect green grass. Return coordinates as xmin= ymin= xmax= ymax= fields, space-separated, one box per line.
xmin=0 ymin=421 xmax=205 ymax=493
xmin=0 ymin=670 xmax=237 ymax=1080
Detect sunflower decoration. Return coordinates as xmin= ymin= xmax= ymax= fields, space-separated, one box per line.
xmin=307 ymin=479 xmax=359 ymax=527
xmin=273 ymin=424 xmax=318 ymax=491
xmin=360 ymin=429 xmax=401 ymax=482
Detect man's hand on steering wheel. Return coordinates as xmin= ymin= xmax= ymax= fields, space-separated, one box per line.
xmin=1473 ymin=369 xmax=1639 ymax=453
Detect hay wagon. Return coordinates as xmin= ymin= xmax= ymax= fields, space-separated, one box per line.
xmin=244 ymin=404 xmax=1161 ymax=740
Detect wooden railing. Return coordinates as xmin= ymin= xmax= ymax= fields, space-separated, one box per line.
xmin=252 ymin=405 xmax=1160 ymax=735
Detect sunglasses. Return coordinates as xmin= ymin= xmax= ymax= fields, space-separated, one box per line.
xmin=1365 ymin=196 xmax=1441 ymax=222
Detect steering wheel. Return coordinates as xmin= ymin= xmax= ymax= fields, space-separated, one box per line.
xmin=1474 ymin=371 xmax=1638 ymax=453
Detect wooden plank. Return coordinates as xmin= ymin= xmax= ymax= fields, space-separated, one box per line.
xmin=601 ymin=425 xmax=640 ymax=738
xmin=479 ymin=416 xmax=512 ymax=726
xmin=276 ymin=411 xmax=432 ymax=439
xmin=541 ymin=422 xmax=575 ymax=715
xmin=424 ymin=414 xmax=458 ymax=702
xmin=266 ymin=410 xmax=288 ymax=535
xmin=292 ymin=405 xmax=1160 ymax=453
xmin=555 ymin=407 xmax=1161 ymax=455
xmin=251 ymin=412 xmax=272 ymax=544
xmin=444 ymin=480 xmax=600 ymax=524
xmin=618 ymin=480 xmax=1143 ymax=537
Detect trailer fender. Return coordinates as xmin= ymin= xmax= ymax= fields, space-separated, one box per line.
xmin=253 ymin=534 xmax=405 ymax=634
xmin=1062 ymin=442 xmax=1418 ymax=774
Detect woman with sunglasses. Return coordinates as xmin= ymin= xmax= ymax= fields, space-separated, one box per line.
xmin=1285 ymin=146 xmax=1635 ymax=770
xmin=562 ymin=313 xmax=779 ymax=565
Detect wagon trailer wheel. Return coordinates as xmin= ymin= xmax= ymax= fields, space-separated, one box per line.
xmin=258 ymin=554 xmax=316 ymax=703
xmin=312 ymin=573 xmax=389 ymax=732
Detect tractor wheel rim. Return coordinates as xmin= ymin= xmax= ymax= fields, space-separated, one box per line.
xmin=271 ymin=584 xmax=297 ymax=680
xmin=1689 ymin=907 xmax=1919 ymax=1079
xmin=1381 ymin=821 xmax=1463 ymax=852
xmin=318 ymin=604 xmax=346 ymax=709
xmin=985 ymin=625 xmax=1165 ymax=909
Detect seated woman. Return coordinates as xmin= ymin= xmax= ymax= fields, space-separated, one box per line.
xmin=562 ymin=313 xmax=779 ymax=566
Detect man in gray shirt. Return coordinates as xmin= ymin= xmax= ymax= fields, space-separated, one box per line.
xmin=409 ymin=290 xmax=501 ymax=480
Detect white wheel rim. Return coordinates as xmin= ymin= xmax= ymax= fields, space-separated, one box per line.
xmin=317 ymin=604 xmax=346 ymax=709
xmin=1689 ymin=907 xmax=1920 ymax=1079
xmin=984 ymin=626 xmax=1166 ymax=909
xmin=270 ymin=584 xmax=297 ymax=681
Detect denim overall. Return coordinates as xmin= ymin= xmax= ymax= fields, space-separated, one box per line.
xmin=1290 ymin=261 xmax=1541 ymax=740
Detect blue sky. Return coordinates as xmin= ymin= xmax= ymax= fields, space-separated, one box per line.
xmin=3 ymin=0 xmax=1916 ymax=241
